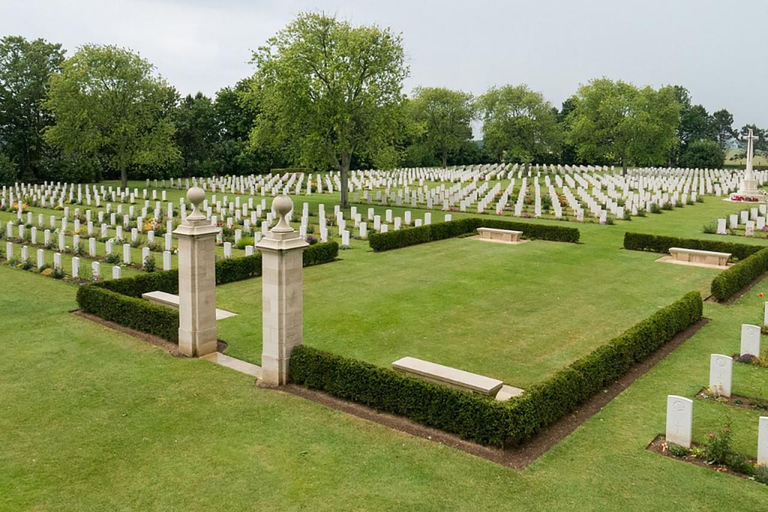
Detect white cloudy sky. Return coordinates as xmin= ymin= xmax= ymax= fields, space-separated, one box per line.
xmin=2 ymin=0 xmax=766 ymax=130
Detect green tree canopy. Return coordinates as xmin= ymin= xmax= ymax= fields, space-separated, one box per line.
xmin=567 ymin=78 xmax=679 ymax=173
xmin=679 ymin=139 xmax=725 ymax=169
xmin=408 ymin=87 xmax=474 ymax=168
xmin=249 ymin=12 xmax=408 ymax=206
xmin=174 ymin=92 xmax=219 ymax=177
xmin=44 ymin=44 xmax=180 ymax=188
xmin=711 ymin=109 xmax=735 ymax=148
xmin=477 ymin=84 xmax=560 ymax=164
xmin=0 ymin=36 xmax=65 ymax=181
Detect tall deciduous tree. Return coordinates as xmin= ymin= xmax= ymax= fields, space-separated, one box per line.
xmin=711 ymin=109 xmax=735 ymax=148
xmin=0 ymin=36 xmax=64 ymax=181
xmin=477 ymin=85 xmax=560 ymax=164
xmin=567 ymin=78 xmax=679 ymax=173
xmin=44 ymin=44 xmax=180 ymax=188
xmin=409 ymin=87 xmax=474 ymax=168
xmin=250 ymin=12 xmax=408 ymax=207
xmin=174 ymin=92 xmax=219 ymax=177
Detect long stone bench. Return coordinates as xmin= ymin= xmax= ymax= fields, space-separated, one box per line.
xmin=669 ymin=247 xmax=731 ymax=267
xmin=477 ymin=227 xmax=523 ymax=243
xmin=392 ymin=356 xmax=504 ymax=396
xmin=142 ymin=291 xmax=237 ymax=320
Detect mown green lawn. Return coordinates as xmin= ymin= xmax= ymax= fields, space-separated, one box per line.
xmin=2 ymin=236 xmax=768 ymax=510
xmin=2 ymin=184 xmax=768 ymax=510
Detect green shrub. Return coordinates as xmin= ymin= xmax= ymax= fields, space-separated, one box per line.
xmin=667 ymin=443 xmax=690 ymax=457
xmin=304 ymin=241 xmax=339 ymax=267
xmin=711 ymin=248 xmax=768 ymax=301
xmin=705 ymin=417 xmax=733 ymax=465
xmin=290 ymin=345 xmax=512 ymax=447
xmin=76 ymin=285 xmax=179 ymax=342
xmin=236 ymin=237 xmax=254 ymax=250
xmin=623 ymin=232 xmax=760 ymax=261
xmin=755 ymin=464 xmax=768 ymax=485
xmin=216 ymin=253 xmax=262 ymax=284
xmin=369 ymin=218 xmax=579 ymax=251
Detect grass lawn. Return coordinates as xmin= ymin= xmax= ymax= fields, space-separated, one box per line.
xmin=2 ymin=234 xmax=768 ymax=510
xmin=3 ymin=181 xmax=768 ymax=510
xmin=218 ymin=194 xmax=766 ymax=387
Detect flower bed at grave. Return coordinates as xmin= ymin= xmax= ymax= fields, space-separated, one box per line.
xmin=290 ymin=291 xmax=702 ymax=447
xmin=368 ymin=218 xmax=580 ymax=252
xmin=623 ymin=232 xmax=768 ymax=302
xmin=76 ymin=241 xmax=339 ymax=342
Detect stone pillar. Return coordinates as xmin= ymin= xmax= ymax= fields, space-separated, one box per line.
xmin=256 ymin=194 xmax=308 ymax=386
xmin=173 ymin=187 xmax=220 ymax=357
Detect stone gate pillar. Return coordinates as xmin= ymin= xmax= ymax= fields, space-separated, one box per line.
xmin=256 ymin=194 xmax=308 ymax=386
xmin=173 ymin=187 xmax=220 ymax=357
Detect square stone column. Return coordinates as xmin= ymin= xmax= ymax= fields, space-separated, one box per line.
xmin=256 ymin=194 xmax=308 ymax=386
xmin=173 ymin=187 xmax=221 ymax=357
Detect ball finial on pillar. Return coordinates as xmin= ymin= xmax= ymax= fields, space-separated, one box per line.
xmin=187 ymin=187 xmax=206 ymax=221
xmin=271 ymin=194 xmax=294 ymax=233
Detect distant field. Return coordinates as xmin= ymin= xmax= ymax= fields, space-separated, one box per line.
xmin=726 ymin=148 xmax=768 ymax=167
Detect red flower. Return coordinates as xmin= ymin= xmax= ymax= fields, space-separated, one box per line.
xmin=760 ymin=292 xmax=764 ymax=298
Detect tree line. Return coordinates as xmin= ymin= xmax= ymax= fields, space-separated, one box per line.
xmin=0 ymin=13 xmax=763 ymax=198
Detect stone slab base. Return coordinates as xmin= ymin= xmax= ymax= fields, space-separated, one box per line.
xmin=655 ymin=255 xmax=731 ymax=270
xmin=468 ymin=235 xmax=530 ymax=246
xmin=202 ymin=352 xmax=262 ymax=378
xmin=495 ymin=385 xmax=525 ymax=401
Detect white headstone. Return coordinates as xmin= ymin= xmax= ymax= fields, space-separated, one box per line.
xmin=163 ymin=250 xmax=172 ymax=271
xmin=717 ymin=218 xmax=727 ymax=235
xmin=123 ymin=244 xmax=131 ymax=264
xmin=666 ymin=395 xmax=693 ymax=448
xmin=709 ymin=354 xmax=733 ymax=397
xmin=758 ymin=416 xmax=768 ymax=466
xmin=740 ymin=324 xmax=761 ymax=357
xmin=112 ymin=265 xmax=121 ymax=279
xmin=72 ymin=257 xmax=80 ymax=278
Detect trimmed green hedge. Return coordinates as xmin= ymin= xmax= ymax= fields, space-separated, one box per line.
xmin=290 ymin=291 xmax=703 ymax=447
xmin=368 ymin=218 xmax=580 ymax=251
xmin=77 ymin=286 xmax=179 ymax=342
xmin=623 ymin=232 xmax=761 ymax=261
xmin=623 ymin=232 xmax=768 ymax=302
xmin=711 ymin=248 xmax=768 ymax=301
xmin=95 ymin=270 xmax=178 ymax=297
xmin=76 ymin=241 xmax=339 ymax=343
xmin=290 ymin=345 xmax=512 ymax=447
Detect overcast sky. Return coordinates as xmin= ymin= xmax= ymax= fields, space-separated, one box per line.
xmin=2 ymin=0 xmax=766 ymax=132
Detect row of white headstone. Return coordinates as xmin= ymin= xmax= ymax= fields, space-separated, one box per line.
xmin=666 ymin=316 xmax=767 ymax=465
xmin=4 ymin=241 xmax=173 ymax=276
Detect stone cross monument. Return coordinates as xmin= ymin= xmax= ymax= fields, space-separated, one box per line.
xmin=173 ymin=187 xmax=221 ymax=357
xmin=734 ymin=128 xmax=766 ymax=202
xmin=256 ymin=194 xmax=308 ymax=386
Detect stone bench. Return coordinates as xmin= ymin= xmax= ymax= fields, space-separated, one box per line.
xmin=392 ymin=356 xmax=504 ymax=396
xmin=669 ymin=247 xmax=731 ymax=267
xmin=142 ymin=291 xmax=237 ymax=320
xmin=477 ymin=227 xmax=523 ymax=243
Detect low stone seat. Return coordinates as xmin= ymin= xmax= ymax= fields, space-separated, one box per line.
xmin=392 ymin=356 xmax=504 ymax=396
xmin=669 ymin=247 xmax=730 ymax=267
xmin=142 ymin=291 xmax=237 ymax=320
xmin=477 ymin=227 xmax=523 ymax=243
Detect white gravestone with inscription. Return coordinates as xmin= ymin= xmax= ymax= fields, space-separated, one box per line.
xmin=740 ymin=324 xmax=761 ymax=357
xmin=666 ymin=395 xmax=693 ymax=448
xmin=709 ymin=354 xmax=733 ymax=397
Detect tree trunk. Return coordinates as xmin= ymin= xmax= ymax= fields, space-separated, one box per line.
xmin=340 ymin=152 xmax=351 ymax=209
xmin=121 ymin=163 xmax=128 ymax=189
xmin=621 ymin=159 xmax=627 ymax=176
xmin=442 ymin=150 xmax=448 ymax=169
